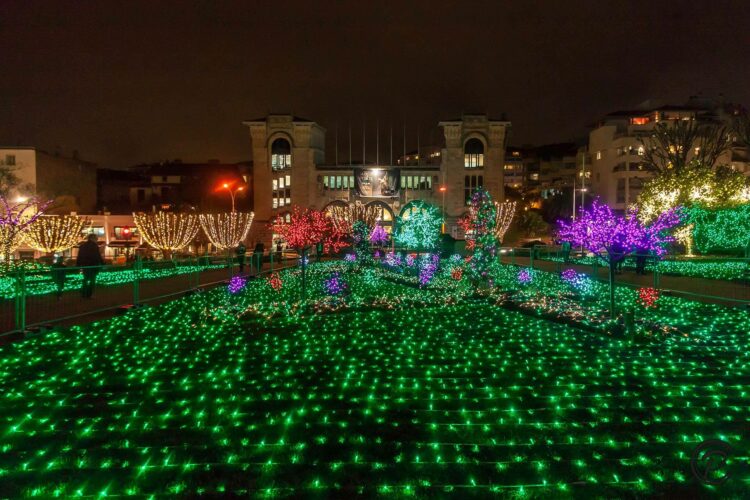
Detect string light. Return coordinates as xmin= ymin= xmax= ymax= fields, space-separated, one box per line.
xmin=22 ymin=215 xmax=90 ymax=253
xmin=133 ymin=212 xmax=201 ymax=254
xmin=394 ymin=201 xmax=442 ymax=250
xmin=327 ymin=202 xmax=379 ymax=235
xmin=0 ymin=196 xmax=52 ymax=266
xmin=199 ymin=212 xmax=254 ymax=250
xmin=689 ymin=205 xmax=750 ymax=254
xmin=1 ymin=259 xmax=748 ymax=497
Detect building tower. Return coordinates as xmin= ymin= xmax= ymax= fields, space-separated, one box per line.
xmin=438 ymin=115 xmax=511 ymax=228
xmin=243 ymin=115 xmax=326 ymax=245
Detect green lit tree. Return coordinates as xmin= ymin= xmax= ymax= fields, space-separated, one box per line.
xmin=394 ymin=201 xmax=442 ymax=252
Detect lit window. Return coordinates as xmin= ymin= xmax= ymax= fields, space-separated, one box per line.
xmin=637 ymin=146 xmax=644 ymax=156
xmin=323 ymin=176 xmax=329 ymax=188
xmin=272 ymin=198 xmax=278 ymax=209
xmin=278 ymin=177 xmax=284 ymax=189
xmin=596 ymin=151 xmax=602 ymax=160
xmin=464 ymin=138 xmax=484 ymax=168
xmin=271 ymin=138 xmax=292 ymax=171
xmin=286 ymin=175 xmax=291 ymax=186
xmin=630 ymin=117 xmax=650 ymax=125
xmin=272 ymin=179 xmax=278 ymax=190
xmin=464 ymin=175 xmax=483 ymax=204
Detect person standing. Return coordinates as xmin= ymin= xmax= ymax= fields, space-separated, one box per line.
xmin=253 ymin=241 xmax=265 ymax=275
xmin=50 ymin=255 xmax=67 ymax=299
xmin=235 ymin=242 xmax=247 ymax=274
xmin=76 ymin=234 xmax=104 ymax=298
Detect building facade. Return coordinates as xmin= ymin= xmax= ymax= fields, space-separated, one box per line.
xmin=244 ymin=114 xmax=511 ymax=245
xmin=588 ymin=97 xmax=750 ymax=211
xmin=0 ymin=147 xmax=98 ymax=213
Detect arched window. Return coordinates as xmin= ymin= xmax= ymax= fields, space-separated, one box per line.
xmin=464 ymin=138 xmax=484 ymax=168
xmin=271 ymin=138 xmax=291 ymax=171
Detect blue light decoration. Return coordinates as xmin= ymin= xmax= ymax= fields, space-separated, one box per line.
xmin=517 ymin=268 xmax=533 ymax=285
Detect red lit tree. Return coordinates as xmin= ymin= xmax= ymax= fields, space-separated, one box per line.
xmin=272 ymin=207 xmax=346 ymax=298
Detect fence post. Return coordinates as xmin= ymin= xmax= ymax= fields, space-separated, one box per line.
xmin=530 ymin=246 xmax=535 ymax=270
xmin=510 ymin=248 xmax=515 ymax=266
xmin=14 ymin=268 xmax=27 ymax=332
xmin=652 ymin=251 xmax=659 ymax=289
xmin=133 ymin=255 xmax=141 ymax=305
xmin=270 ymin=251 xmax=274 ymax=273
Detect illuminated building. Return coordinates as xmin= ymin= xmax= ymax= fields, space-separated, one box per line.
xmin=588 ymin=96 xmax=750 ymax=211
xmin=244 ymin=114 xmax=511 ymax=244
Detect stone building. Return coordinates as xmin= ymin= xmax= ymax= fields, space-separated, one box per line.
xmin=243 ymin=114 xmax=511 ymax=245
xmin=588 ymin=97 xmax=750 ymax=211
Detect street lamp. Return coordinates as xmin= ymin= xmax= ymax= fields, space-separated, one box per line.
xmin=219 ymin=182 xmax=245 ymax=212
xmin=439 ymin=185 xmax=447 ymax=233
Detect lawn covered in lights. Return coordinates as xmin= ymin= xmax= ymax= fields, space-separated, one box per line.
xmin=1 ymin=260 xmax=749 ymax=497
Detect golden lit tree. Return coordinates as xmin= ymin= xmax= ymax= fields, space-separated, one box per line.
xmin=199 ymin=212 xmax=254 ymax=250
xmin=491 ymin=201 xmax=516 ymax=242
xmin=133 ymin=212 xmax=200 ymax=257
xmin=1 ymin=196 xmax=52 ymax=267
xmin=327 ymin=201 xmax=379 ymax=234
xmin=23 ymin=215 xmax=90 ymax=254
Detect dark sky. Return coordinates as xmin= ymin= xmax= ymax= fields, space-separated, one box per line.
xmin=2 ymin=0 xmax=749 ymax=168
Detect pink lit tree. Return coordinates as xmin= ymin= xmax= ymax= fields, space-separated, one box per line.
xmin=557 ymin=199 xmax=683 ymax=317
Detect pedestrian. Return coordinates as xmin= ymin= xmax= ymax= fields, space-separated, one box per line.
xmin=236 ymin=242 xmax=247 ymax=274
xmin=561 ymin=240 xmax=571 ymax=264
xmin=76 ymin=234 xmax=104 ymax=299
xmin=253 ymin=241 xmax=265 ymax=275
xmin=50 ymin=254 xmax=67 ymax=299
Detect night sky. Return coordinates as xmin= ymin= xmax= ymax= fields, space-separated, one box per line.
xmin=2 ymin=0 xmax=749 ymax=168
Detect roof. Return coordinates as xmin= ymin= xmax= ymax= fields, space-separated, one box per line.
xmin=242 ymin=115 xmax=316 ymax=123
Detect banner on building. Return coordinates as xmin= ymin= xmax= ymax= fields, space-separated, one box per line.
xmin=354 ymin=168 xmax=400 ymax=198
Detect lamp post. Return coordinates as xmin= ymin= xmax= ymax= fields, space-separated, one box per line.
xmin=439 ymin=185 xmax=447 ymax=234
xmin=220 ymin=182 xmax=244 ymax=212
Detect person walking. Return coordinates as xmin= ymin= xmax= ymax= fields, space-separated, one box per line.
xmin=76 ymin=234 xmax=104 ymax=299
xmin=235 ymin=242 xmax=247 ymax=274
xmin=50 ymin=255 xmax=67 ymax=299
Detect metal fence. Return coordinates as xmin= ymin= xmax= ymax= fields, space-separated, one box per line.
xmin=0 ymin=250 xmax=299 ymax=336
xmin=499 ymin=245 xmax=750 ymax=306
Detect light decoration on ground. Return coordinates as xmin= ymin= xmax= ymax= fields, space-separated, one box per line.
xmin=227 ymin=275 xmax=247 ymax=294
xmin=2 ymin=261 xmax=748 ymax=497
xmin=558 ymin=199 xmax=683 ymax=316
xmin=133 ymin=212 xmax=200 ymax=255
xmin=22 ymin=215 xmax=90 ymax=253
xmin=273 ymin=207 xmax=347 ymax=255
xmin=199 ymin=212 xmax=254 ymax=250
xmin=344 ymin=253 xmax=357 ymax=263
xmin=384 ymin=252 xmax=401 ymax=267
xmin=418 ymin=254 xmax=439 ymax=287
xmin=689 ymin=204 xmax=750 ymax=254
xmin=394 ymin=201 xmax=442 ymax=251
xmin=561 ymin=268 xmax=594 ymax=296
xmin=517 ymin=268 xmax=533 ymax=284
xmin=267 ymin=272 xmax=282 ymax=291
xmin=323 ymin=271 xmax=347 ymax=295
xmin=352 ymin=220 xmax=372 ymax=259
xmin=327 ymin=201 xmax=379 ymax=234
xmin=369 ymin=222 xmax=388 ymax=246
xmin=0 ymin=196 xmax=51 ymax=266
xmin=450 ymin=266 xmax=463 ymax=281
xmin=637 ymin=287 xmax=660 ymax=308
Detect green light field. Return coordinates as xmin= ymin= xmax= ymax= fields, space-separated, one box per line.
xmin=0 ymin=263 xmax=748 ymax=497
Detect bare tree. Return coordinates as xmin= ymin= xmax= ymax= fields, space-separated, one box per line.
xmin=639 ymin=119 xmax=731 ymax=174
xmin=733 ymin=111 xmax=750 ymax=149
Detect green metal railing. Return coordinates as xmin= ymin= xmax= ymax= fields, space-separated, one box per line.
xmin=1 ymin=250 xmax=299 ymax=336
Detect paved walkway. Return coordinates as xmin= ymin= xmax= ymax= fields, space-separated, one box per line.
xmin=0 ymin=259 xmax=297 ymax=338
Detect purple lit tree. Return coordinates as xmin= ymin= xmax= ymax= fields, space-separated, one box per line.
xmin=369 ymin=222 xmax=388 ymax=247
xmin=557 ymin=199 xmax=683 ymax=317
xmin=1 ymin=196 xmax=52 ymax=268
